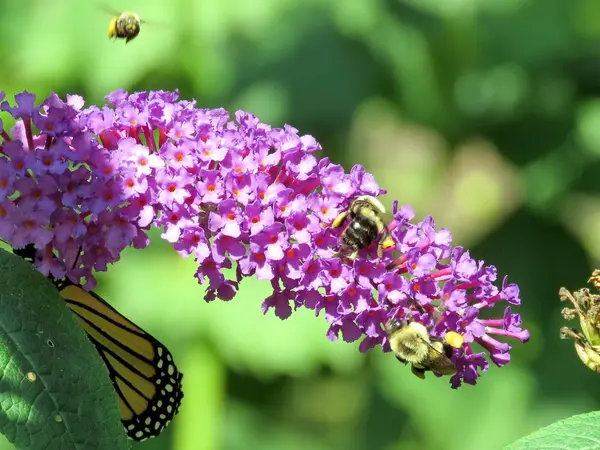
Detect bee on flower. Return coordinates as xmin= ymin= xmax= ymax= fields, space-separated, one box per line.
xmin=0 ymin=88 xmax=530 ymax=388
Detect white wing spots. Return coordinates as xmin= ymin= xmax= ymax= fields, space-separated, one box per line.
xmin=119 ymin=341 xmax=183 ymax=441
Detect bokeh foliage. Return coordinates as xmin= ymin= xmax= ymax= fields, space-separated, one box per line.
xmin=1 ymin=0 xmax=599 ymax=448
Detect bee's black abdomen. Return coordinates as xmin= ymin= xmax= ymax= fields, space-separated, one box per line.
xmin=342 ymin=217 xmax=379 ymax=250
xmin=443 ymin=344 xmax=454 ymax=359
xmin=332 ymin=195 xmax=389 ymax=258
xmin=116 ymin=15 xmax=141 ymax=41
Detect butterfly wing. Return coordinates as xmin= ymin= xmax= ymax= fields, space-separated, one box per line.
xmin=11 ymin=244 xmax=183 ymax=441
xmin=58 ymin=282 xmax=183 ymax=440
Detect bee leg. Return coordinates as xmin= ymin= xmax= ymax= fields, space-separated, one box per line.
xmin=331 ymin=248 xmax=355 ymax=263
xmin=331 ymin=211 xmax=348 ymax=229
xmin=395 ymin=355 xmax=409 ymax=365
xmin=348 ymin=250 xmax=359 ymax=260
xmin=410 ymin=365 xmax=426 ymax=379
xmin=377 ymin=227 xmax=394 ymax=258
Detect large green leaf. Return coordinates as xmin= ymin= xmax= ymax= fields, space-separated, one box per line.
xmin=505 ymin=411 xmax=600 ymax=450
xmin=0 ymin=248 xmax=129 ymax=450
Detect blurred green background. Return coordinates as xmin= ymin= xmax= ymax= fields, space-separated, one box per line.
xmin=1 ymin=0 xmax=599 ymax=448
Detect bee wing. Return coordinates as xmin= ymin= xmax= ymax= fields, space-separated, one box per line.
xmin=134 ymin=18 xmax=173 ymax=30
xmin=416 ymin=335 xmax=456 ymax=369
xmin=97 ymin=5 xmax=152 ymax=25
xmin=98 ymin=3 xmax=121 ymax=16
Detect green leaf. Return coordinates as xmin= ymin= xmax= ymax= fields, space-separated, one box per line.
xmin=0 ymin=248 xmax=129 ymax=450
xmin=504 ymin=411 xmax=600 ymax=450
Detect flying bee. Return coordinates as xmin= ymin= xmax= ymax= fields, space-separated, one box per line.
xmin=331 ymin=195 xmax=394 ymax=259
xmin=107 ymin=11 xmax=143 ymax=43
xmin=385 ymin=319 xmax=464 ymax=379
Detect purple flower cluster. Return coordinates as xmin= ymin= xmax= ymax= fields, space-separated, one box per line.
xmin=378 ymin=207 xmax=529 ymax=386
xmin=0 ymin=89 xmax=529 ymax=387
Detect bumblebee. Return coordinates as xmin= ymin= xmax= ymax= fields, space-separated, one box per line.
xmin=108 ymin=11 xmax=143 ymax=43
xmin=331 ymin=195 xmax=394 ymax=259
xmin=385 ymin=319 xmax=463 ymax=379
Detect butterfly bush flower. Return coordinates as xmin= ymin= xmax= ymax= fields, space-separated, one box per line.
xmin=0 ymin=89 xmax=529 ymax=388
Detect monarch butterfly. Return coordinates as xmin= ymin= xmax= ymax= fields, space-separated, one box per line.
xmin=12 ymin=244 xmax=184 ymax=441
